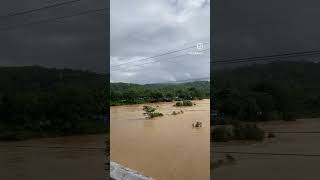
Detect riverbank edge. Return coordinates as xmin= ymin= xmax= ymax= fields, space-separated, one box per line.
xmin=0 ymin=130 xmax=108 ymax=142
xmin=110 ymin=98 xmax=210 ymax=107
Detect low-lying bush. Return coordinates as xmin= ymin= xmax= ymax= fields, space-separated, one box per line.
xmin=213 ymin=123 xmax=265 ymax=142
xmin=148 ymin=112 xmax=163 ymax=118
xmin=183 ymin=100 xmax=193 ymax=106
xmin=175 ymin=100 xmax=193 ymax=106
xmin=212 ymin=126 xmax=233 ymax=142
xmin=143 ymin=106 xmax=156 ymax=113
xmin=233 ymin=124 xmax=265 ymax=141
xmin=172 ymin=110 xmax=184 ymax=115
xmin=283 ymin=112 xmax=296 ymax=121
xmin=267 ymin=132 xmax=276 ymax=138
xmin=143 ymin=106 xmax=163 ymax=119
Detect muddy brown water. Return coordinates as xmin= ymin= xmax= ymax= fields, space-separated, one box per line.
xmin=0 ymin=134 xmax=106 ymax=180
xmin=212 ymin=118 xmax=320 ymax=180
xmin=111 ymin=99 xmax=210 ymax=180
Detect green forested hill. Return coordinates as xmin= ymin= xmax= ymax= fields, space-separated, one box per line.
xmin=0 ymin=66 xmax=107 ymax=140
xmin=110 ymin=81 xmax=210 ymax=105
xmin=0 ymin=66 xmax=106 ymax=93
xmin=212 ymin=61 xmax=320 ymax=123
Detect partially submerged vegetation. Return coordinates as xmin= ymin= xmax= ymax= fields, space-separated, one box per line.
xmin=211 ymin=61 xmax=320 ymax=144
xmin=172 ymin=110 xmax=184 ymax=115
xmin=212 ymin=154 xmax=237 ymax=169
xmin=233 ymin=123 xmax=265 ymax=141
xmin=192 ymin=121 xmax=203 ymax=128
xmin=143 ymin=106 xmax=156 ymax=113
xmin=148 ymin=112 xmax=164 ymax=118
xmin=212 ymin=62 xmax=320 ymax=175
xmin=175 ymin=100 xmax=193 ymax=107
xmin=267 ymin=132 xmax=276 ymax=138
xmin=143 ymin=105 xmax=163 ymax=119
xmin=212 ymin=122 xmax=265 ymax=142
xmin=212 ymin=126 xmax=233 ymax=142
xmin=212 ymin=61 xmax=320 ymax=142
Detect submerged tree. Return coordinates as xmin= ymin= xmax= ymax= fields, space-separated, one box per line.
xmin=142 ymin=105 xmax=163 ymax=119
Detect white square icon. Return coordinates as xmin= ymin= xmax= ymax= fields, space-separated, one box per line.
xmin=197 ymin=43 xmax=204 ymax=50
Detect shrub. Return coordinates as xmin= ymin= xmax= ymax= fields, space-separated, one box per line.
xmin=183 ymin=100 xmax=193 ymax=106
xmin=212 ymin=159 xmax=224 ymax=169
xmin=283 ymin=112 xmax=296 ymax=121
xmin=143 ymin=106 xmax=156 ymax=113
xmin=267 ymin=132 xmax=276 ymax=138
xmin=172 ymin=110 xmax=183 ymax=115
xmin=143 ymin=106 xmax=163 ymax=119
xmin=148 ymin=112 xmax=163 ymax=118
xmin=175 ymin=100 xmax=193 ymax=106
xmin=212 ymin=126 xmax=233 ymax=142
xmin=225 ymin=154 xmax=236 ymax=163
xmin=233 ymin=124 xmax=265 ymax=141
xmin=192 ymin=121 xmax=202 ymax=128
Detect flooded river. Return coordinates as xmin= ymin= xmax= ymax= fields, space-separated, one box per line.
xmin=0 ymin=134 xmax=106 ymax=180
xmin=212 ymin=118 xmax=320 ymax=180
xmin=111 ymin=99 xmax=210 ymax=180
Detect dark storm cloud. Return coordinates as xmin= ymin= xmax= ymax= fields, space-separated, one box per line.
xmin=213 ymin=0 xmax=320 ymax=63
xmin=110 ymin=0 xmax=210 ymax=84
xmin=0 ymin=0 xmax=107 ymax=73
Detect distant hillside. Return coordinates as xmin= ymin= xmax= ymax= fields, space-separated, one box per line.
xmin=213 ymin=61 xmax=320 ymax=93
xmin=213 ymin=61 xmax=320 ymax=123
xmin=0 ymin=66 xmax=107 ymax=140
xmin=0 ymin=66 xmax=107 ymax=93
xmin=110 ymin=81 xmax=210 ymax=105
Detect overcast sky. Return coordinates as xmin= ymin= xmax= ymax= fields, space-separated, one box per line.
xmin=2 ymin=0 xmax=320 ymax=75
xmin=110 ymin=0 xmax=210 ymax=84
xmin=0 ymin=0 xmax=107 ymax=73
xmin=213 ymin=0 xmax=320 ymax=65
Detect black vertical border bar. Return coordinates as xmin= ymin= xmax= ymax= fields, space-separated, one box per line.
xmin=210 ymin=0 xmax=214 ymax=178
xmin=105 ymin=0 xmax=110 ymax=179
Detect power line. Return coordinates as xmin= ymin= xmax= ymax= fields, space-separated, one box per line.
xmin=0 ymin=144 xmax=104 ymax=150
xmin=112 ymin=46 xmax=320 ymax=73
xmin=111 ymin=53 xmax=190 ymax=71
xmin=213 ymin=151 xmax=320 ymax=157
xmin=112 ymin=48 xmax=320 ymax=70
xmin=0 ymin=0 xmax=83 ymax=19
xmin=271 ymin=131 xmax=320 ymax=134
xmin=212 ymin=49 xmax=320 ymax=65
xmin=111 ymin=42 xmax=209 ymax=68
xmin=112 ymin=48 xmax=320 ymax=71
xmin=111 ymin=40 xmax=209 ymax=64
xmin=112 ymin=76 xmax=210 ymax=85
xmin=111 ymin=48 xmax=209 ymax=72
xmin=0 ymin=8 xmax=106 ymax=32
xmin=111 ymin=44 xmax=210 ymax=83
xmin=147 ymin=76 xmax=210 ymax=84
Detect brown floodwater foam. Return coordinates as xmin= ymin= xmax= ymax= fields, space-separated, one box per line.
xmin=111 ymin=99 xmax=210 ymax=180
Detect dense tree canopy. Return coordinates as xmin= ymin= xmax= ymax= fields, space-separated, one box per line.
xmin=0 ymin=66 xmax=107 ymax=140
xmin=212 ymin=61 xmax=320 ymax=124
xmin=110 ymin=81 xmax=210 ymax=105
